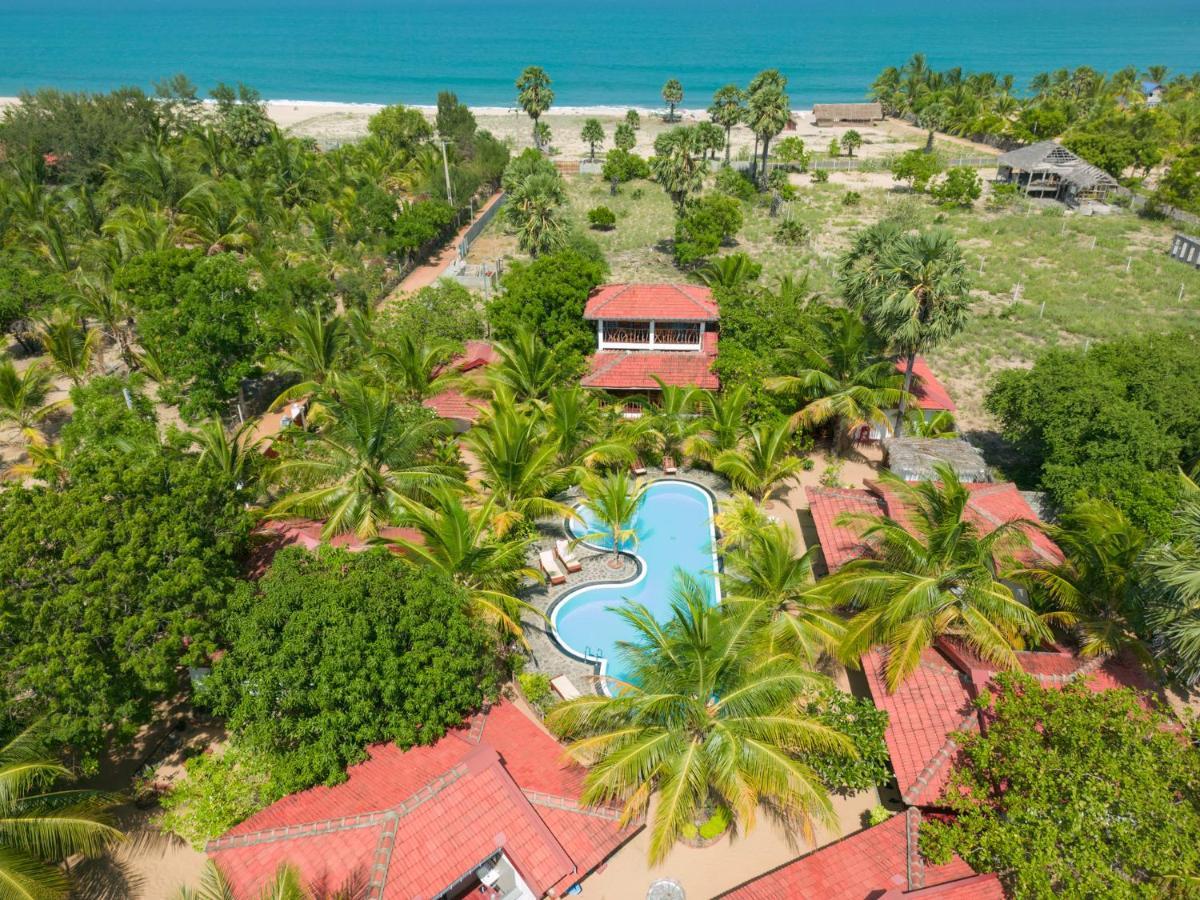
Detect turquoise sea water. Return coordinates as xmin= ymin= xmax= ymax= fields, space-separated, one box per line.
xmin=1 ymin=1 xmax=1198 ymax=106
xmin=553 ymin=480 xmax=720 ymax=688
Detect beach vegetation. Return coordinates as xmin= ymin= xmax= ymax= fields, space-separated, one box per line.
xmin=612 ymin=122 xmax=637 ymax=153
xmin=651 ymin=126 xmax=708 ymax=212
xmin=581 ymin=117 xmax=604 ymax=160
xmin=368 ymin=103 xmax=434 ymax=152
xmin=745 ymin=69 xmax=791 ymax=189
xmin=707 ymin=84 xmax=746 ymax=167
xmin=890 ymin=148 xmax=943 ymax=191
xmin=840 ymin=129 xmax=863 ymax=157
xmin=624 ymin=108 xmax=641 ymax=131
xmin=714 ymin=165 xmax=756 ymax=200
xmin=515 ymin=65 xmax=555 ymax=149
xmin=774 ymin=136 xmax=809 ymax=168
xmin=673 ymin=193 xmax=743 ymax=265
xmin=435 ymin=90 xmax=477 ymax=151
xmin=695 ymin=252 xmax=761 ymax=290
xmin=661 ymin=78 xmax=684 ymax=122
xmin=587 ymin=205 xmax=616 ymax=230
xmin=602 ymin=146 xmax=648 ymax=182
xmin=930 ymin=166 xmax=982 ymax=207
xmin=920 ymin=673 xmax=1200 ymax=896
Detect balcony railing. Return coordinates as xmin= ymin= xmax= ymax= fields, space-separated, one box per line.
xmin=598 ymin=321 xmax=703 ymax=351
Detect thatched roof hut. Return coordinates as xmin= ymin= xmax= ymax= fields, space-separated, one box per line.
xmin=996 ymin=140 xmax=1118 ymax=203
xmin=812 ymin=103 xmax=883 ymax=126
xmin=884 ymin=437 xmax=990 ymax=483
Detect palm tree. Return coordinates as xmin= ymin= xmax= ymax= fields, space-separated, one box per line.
xmin=1015 ymin=499 xmax=1151 ymax=663
xmin=661 ymin=79 xmax=684 ymax=122
xmin=37 ymin=309 xmax=100 ymax=387
xmin=386 ymin=489 xmax=544 ymax=646
xmin=1145 ymin=498 xmax=1200 ymax=684
xmin=578 ymin=470 xmax=649 ymax=563
xmin=489 ymin=328 xmax=566 ymax=402
xmin=714 ymin=421 xmax=806 ymax=501
xmin=714 ymin=492 xmax=772 ymax=551
xmin=371 ymin=332 xmax=463 ymax=403
xmin=686 ymin=384 xmax=750 ymax=464
xmin=696 ymin=253 xmax=760 ymax=290
xmin=267 ymin=378 xmax=456 ymax=540
xmin=746 ymin=70 xmax=791 ymax=189
xmin=821 ymin=463 xmax=1052 ymax=691
xmin=645 ymin=379 xmax=702 ymax=462
xmin=546 ymin=574 xmax=852 ymax=864
xmin=0 ymin=724 xmax=124 ymax=899
xmin=541 ymin=385 xmax=633 ymax=471
xmin=0 ymin=359 xmax=65 ymax=438
xmin=516 ymin=66 xmax=555 ymax=150
xmin=503 ymin=170 xmax=566 ymax=257
xmin=708 ymin=85 xmax=746 ymax=167
xmin=903 ymin=408 xmax=956 ymax=439
xmin=71 ymin=275 xmax=138 ymax=369
xmin=724 ymin=523 xmax=845 ymax=664
xmin=581 ymin=119 xmax=604 ymax=161
xmin=650 ymin=127 xmax=707 ymax=213
xmin=766 ymin=309 xmax=908 ymax=452
xmin=192 ymin=418 xmax=263 ymax=492
xmin=271 ymin=309 xmax=347 ymax=409
xmin=177 ymin=860 xmax=355 ymax=900
xmin=840 ymin=226 xmax=971 ymax=437
xmin=464 ymin=397 xmax=575 ymax=535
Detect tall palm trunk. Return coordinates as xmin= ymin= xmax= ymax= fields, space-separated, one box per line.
xmin=759 ymin=135 xmax=771 ymax=189
xmin=724 ymin=126 xmax=732 ymax=166
xmin=751 ymin=134 xmax=760 ymax=181
xmin=894 ymin=352 xmax=917 ymax=438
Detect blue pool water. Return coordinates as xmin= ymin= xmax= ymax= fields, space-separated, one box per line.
xmin=552 ymin=480 xmax=720 ymax=689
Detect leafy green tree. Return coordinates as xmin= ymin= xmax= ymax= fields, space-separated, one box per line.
xmin=921 ymin=673 xmax=1200 ymax=896
xmin=746 ymin=70 xmax=791 ymax=189
xmin=581 ymin=118 xmax=605 ymax=160
xmin=891 ymin=149 xmax=943 ymax=191
xmin=805 ymin=691 xmax=891 ymax=794
xmin=651 ymin=126 xmax=707 ymax=212
xmin=820 ymin=464 xmax=1052 ymax=692
xmin=0 ymin=725 xmax=124 ymax=898
xmin=840 ymin=130 xmax=863 ymax=157
xmin=828 ymin=137 xmax=842 ymax=159
xmin=0 ymin=448 xmax=250 ymax=757
xmin=673 ymin=194 xmax=744 ymax=265
xmin=546 ymin=574 xmax=853 ymax=863
xmin=931 ymin=167 xmax=982 ymax=207
xmin=708 ymin=85 xmax=746 ymax=167
xmin=1154 ymin=146 xmax=1200 ymax=215
xmin=714 ymin=421 xmax=806 ymax=500
xmin=389 ymin=199 xmax=456 ymax=264
xmin=487 ymin=249 xmax=606 ymax=365
xmin=367 ymin=104 xmax=433 ymax=152
xmin=268 ymin=378 xmax=454 ymax=540
xmin=202 ymin=548 xmax=499 ymax=791
xmin=661 ymin=79 xmax=684 ymax=122
xmin=380 ymin=280 xmax=485 ymax=348
xmin=839 ymin=226 xmax=971 ymax=436
xmin=773 ymin=137 xmax=809 ymax=167
xmin=435 ymin=91 xmax=478 ymax=151
xmin=59 ymin=374 xmax=159 ymax=458
xmin=602 ymin=147 xmax=648 ymax=181
xmin=613 ymin=122 xmax=637 ymax=153
xmin=516 ymin=66 xmax=555 ymax=149
xmin=723 ymin=522 xmax=844 ymax=664
xmin=578 ymin=470 xmax=649 ymax=562
xmin=209 ymin=82 xmax=273 ymax=150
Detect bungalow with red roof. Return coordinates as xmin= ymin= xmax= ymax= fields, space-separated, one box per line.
xmin=422 ymin=339 xmax=498 ymax=432
xmin=580 ymin=284 xmax=719 ymax=407
xmin=206 ymin=700 xmax=638 ymax=899
xmin=862 ymin=357 xmax=956 ymax=442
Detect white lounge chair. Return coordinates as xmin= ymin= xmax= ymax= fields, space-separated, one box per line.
xmin=551 ymin=675 xmax=582 ymax=700
xmin=555 ymin=539 xmax=583 ymax=573
xmin=539 ymin=550 xmax=567 ymax=585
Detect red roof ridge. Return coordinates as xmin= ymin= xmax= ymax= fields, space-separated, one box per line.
xmin=522 ymin=789 xmax=624 ymax=822
xmin=901 ymin=711 xmax=980 ymax=806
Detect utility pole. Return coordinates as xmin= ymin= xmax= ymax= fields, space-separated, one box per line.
xmin=438 ymin=139 xmax=454 ymax=206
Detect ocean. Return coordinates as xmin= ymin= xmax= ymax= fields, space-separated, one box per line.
xmin=2 ymin=0 xmax=1197 ymax=107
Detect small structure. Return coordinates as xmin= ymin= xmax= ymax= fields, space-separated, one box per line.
xmin=883 ymin=437 xmax=989 ymax=483
xmin=206 ymin=700 xmax=637 ymax=898
xmin=1142 ymin=80 xmax=1164 ymax=107
xmin=1170 ymin=233 xmax=1200 ymax=269
xmin=581 ymin=283 xmax=720 ymax=410
xmin=864 ymin=356 xmax=955 ymax=441
xmin=422 ymin=339 xmax=497 ymax=432
xmin=995 ymin=140 xmax=1118 ymax=204
xmin=812 ymin=102 xmax=883 ymax=126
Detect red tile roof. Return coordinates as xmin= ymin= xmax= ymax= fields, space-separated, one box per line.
xmin=423 ymin=388 xmax=486 ymax=424
xmin=246 ymin=520 xmax=425 ymax=579
xmin=719 ymin=809 xmax=984 ymax=900
xmin=862 ymin=649 xmax=979 ymax=806
xmin=454 ymin=340 xmax=498 ymax=372
xmin=583 ymin=283 xmax=719 ymax=322
xmin=805 ymin=487 xmax=886 ymax=572
xmin=208 ymin=701 xmax=636 ymax=899
xmin=900 ymin=357 xmax=956 ymax=412
xmin=582 ymin=348 xmax=719 ymax=391
xmin=885 ymin=874 xmax=1005 ymax=898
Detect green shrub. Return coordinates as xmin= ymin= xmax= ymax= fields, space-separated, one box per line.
xmin=932 ymin=167 xmax=983 ymax=207
xmin=842 ymin=190 xmax=862 ymax=206
xmin=987 ymin=181 xmax=1021 ymax=208
xmin=774 ymin=136 xmax=810 ymax=169
xmin=867 ymin=805 xmax=893 ymax=827
xmin=806 ymin=691 xmax=891 ymax=793
xmin=891 ymin=149 xmax=943 ymax=192
xmin=681 ymin=806 xmax=731 ymax=840
xmin=601 ymin=148 xmax=649 ymax=183
xmin=811 ymin=169 xmax=829 ymax=183
xmin=674 ymin=193 xmax=744 ymax=265
xmin=518 ymin=672 xmax=552 ymax=709
xmin=587 ymin=205 xmax=617 ymax=230
xmin=768 ymin=167 xmax=796 ymax=199
xmin=715 ymin=166 xmax=756 ymax=201
xmin=158 ymin=745 xmax=286 ymax=849
xmin=775 ymin=218 xmax=811 ymax=245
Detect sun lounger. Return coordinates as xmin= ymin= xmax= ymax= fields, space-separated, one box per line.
xmin=632 ymin=456 xmax=648 ymax=476
xmin=551 ymin=675 xmax=582 ymax=700
xmin=555 ymin=539 xmax=583 ymax=573
xmin=539 ymin=550 xmax=567 ymax=585
xmin=662 ymin=454 xmax=678 ymax=475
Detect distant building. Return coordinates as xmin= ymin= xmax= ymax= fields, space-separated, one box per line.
xmin=1142 ymin=80 xmax=1164 ymax=107
xmin=1170 ymin=233 xmax=1200 ymax=269
xmin=580 ymin=283 xmax=719 ymax=409
xmin=812 ymin=102 xmax=883 ymax=126
xmin=996 ymin=140 xmax=1118 ymax=204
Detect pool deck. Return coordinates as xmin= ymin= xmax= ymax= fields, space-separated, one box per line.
xmin=519 ymin=466 xmax=732 ymax=695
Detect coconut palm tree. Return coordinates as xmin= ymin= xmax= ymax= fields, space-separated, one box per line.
xmin=746 ymin=70 xmax=791 ymax=189
xmin=516 ymin=66 xmax=555 ymax=150
xmin=1015 ymin=499 xmax=1151 ymax=663
xmin=714 ymin=421 xmax=806 ymax=501
xmin=540 ymin=385 xmax=633 ymax=471
xmin=695 ymin=253 xmax=760 ymax=290
xmin=766 ymin=309 xmax=907 ymax=452
xmin=370 ymin=332 xmax=463 ymax=404
xmin=464 ymin=396 xmax=575 ymax=535
xmin=821 ymin=463 xmax=1052 ymax=691
xmin=36 ymin=309 xmax=100 ymax=387
xmin=1145 ymin=498 xmax=1200 ymax=684
xmin=0 ymin=359 xmax=65 ymax=438
xmin=0 ymin=724 xmax=124 ymax=899
xmin=714 ymin=492 xmax=772 ymax=551
xmin=902 ymin=408 xmax=957 ymax=439
xmin=70 ymin=275 xmax=138 ymax=370
xmin=578 ymin=470 xmax=649 ymax=563
xmin=386 ymin=489 xmax=544 ymax=646
xmin=708 ymin=85 xmax=746 ymax=167
xmin=177 ymin=860 xmax=353 ymax=900
xmin=685 ymin=384 xmax=750 ymax=464
xmin=546 ymin=573 xmax=852 ymax=864
xmin=192 ymin=417 xmax=264 ymax=493
xmin=489 ymin=328 xmax=567 ymax=403
xmin=644 ymin=379 xmax=702 ymax=463
xmin=271 ymin=309 xmax=348 ymax=410
xmin=267 ymin=378 xmax=456 ymax=539
xmin=724 ymin=523 xmax=845 ymax=664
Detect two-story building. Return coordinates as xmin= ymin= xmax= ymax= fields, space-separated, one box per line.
xmin=579 ymin=283 xmax=719 ymax=408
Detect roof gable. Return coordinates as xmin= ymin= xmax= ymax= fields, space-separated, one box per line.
xmin=583 ymin=283 xmax=719 ymax=322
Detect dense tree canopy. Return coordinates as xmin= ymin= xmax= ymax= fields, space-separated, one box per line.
xmin=922 ymin=673 xmax=1200 ymax=897
xmin=202 ymin=548 xmax=499 ymax=791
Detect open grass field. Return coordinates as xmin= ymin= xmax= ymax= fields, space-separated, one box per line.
xmin=470 ymin=170 xmax=1200 ymax=430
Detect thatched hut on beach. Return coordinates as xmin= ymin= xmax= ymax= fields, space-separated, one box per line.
xmin=996 ymin=140 xmax=1118 ymax=204
xmin=812 ymin=102 xmax=883 ymax=126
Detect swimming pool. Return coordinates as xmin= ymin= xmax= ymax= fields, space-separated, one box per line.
xmin=551 ymin=479 xmax=721 ymax=689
